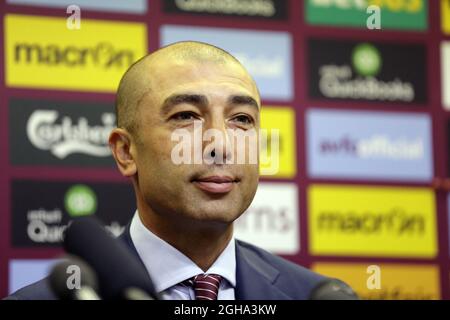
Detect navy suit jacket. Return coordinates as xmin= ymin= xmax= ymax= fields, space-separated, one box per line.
xmin=4 ymin=224 xmax=328 ymax=300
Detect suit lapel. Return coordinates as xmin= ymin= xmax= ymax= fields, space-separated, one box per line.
xmin=234 ymin=240 xmax=291 ymax=300
xmin=119 ymin=224 xmax=290 ymax=300
xmin=118 ymin=223 xmax=146 ymax=269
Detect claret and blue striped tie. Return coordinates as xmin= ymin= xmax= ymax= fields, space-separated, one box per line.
xmin=182 ymin=274 xmax=222 ymax=300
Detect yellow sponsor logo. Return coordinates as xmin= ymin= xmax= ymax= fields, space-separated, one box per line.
xmin=312 ymin=263 xmax=440 ymax=300
xmin=308 ymin=185 xmax=437 ymax=257
xmin=5 ymin=14 xmax=147 ymax=92
xmin=442 ymin=0 xmax=450 ymax=34
xmin=369 ymin=0 xmax=423 ymax=13
xmin=259 ymin=106 xmax=296 ymax=178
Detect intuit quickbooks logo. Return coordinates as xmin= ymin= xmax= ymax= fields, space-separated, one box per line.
xmin=12 ymin=181 xmax=134 ymax=247
xmin=64 ymin=185 xmax=97 ymax=217
xmin=5 ymin=14 xmax=147 ymax=92
xmin=305 ymin=0 xmax=428 ymax=31
xmin=352 ymin=43 xmax=381 ymax=77
xmin=163 ymin=0 xmax=287 ymax=20
xmin=308 ymin=39 xmax=427 ymax=104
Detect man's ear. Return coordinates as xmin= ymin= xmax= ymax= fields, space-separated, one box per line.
xmin=109 ymin=128 xmax=137 ymax=177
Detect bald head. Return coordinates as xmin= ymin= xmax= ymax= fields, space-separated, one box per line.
xmin=115 ymin=41 xmax=257 ymax=134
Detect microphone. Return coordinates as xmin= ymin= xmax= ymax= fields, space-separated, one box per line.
xmin=63 ymin=216 xmax=159 ymax=300
xmin=309 ymin=278 xmax=360 ymax=300
xmin=49 ymin=254 xmax=101 ymax=300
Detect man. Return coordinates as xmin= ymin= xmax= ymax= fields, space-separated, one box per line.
xmin=6 ymin=41 xmax=342 ymax=300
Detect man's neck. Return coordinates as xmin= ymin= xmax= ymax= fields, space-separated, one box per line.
xmin=137 ymin=208 xmax=233 ymax=272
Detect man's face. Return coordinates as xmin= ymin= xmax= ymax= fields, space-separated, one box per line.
xmin=131 ymin=59 xmax=260 ymax=227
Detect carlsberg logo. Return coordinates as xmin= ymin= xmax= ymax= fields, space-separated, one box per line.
xmin=26 ymin=110 xmax=114 ymax=158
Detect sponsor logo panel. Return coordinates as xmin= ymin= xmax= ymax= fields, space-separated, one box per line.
xmin=312 ymin=263 xmax=440 ymax=300
xmin=308 ymin=39 xmax=427 ymax=104
xmin=6 ymin=0 xmax=147 ymax=14
xmin=442 ymin=0 xmax=450 ymax=35
xmin=307 ymin=109 xmax=433 ymax=182
xmin=235 ymin=183 xmax=299 ymax=255
xmin=306 ymin=0 xmax=427 ymax=31
xmin=161 ymin=25 xmax=293 ymax=101
xmin=163 ymin=0 xmax=287 ymax=20
xmin=5 ymin=14 xmax=147 ymax=92
xmin=9 ymin=98 xmax=115 ymax=167
xmin=260 ymin=106 xmax=296 ymax=178
xmin=441 ymin=42 xmax=450 ymax=110
xmin=11 ymin=180 xmax=135 ymax=247
xmin=9 ymin=259 xmax=58 ymax=294
xmin=308 ymin=185 xmax=437 ymax=258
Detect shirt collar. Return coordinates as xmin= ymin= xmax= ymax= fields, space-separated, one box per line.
xmin=129 ymin=211 xmax=236 ymax=294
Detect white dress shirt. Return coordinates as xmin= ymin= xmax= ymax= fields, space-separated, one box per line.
xmin=129 ymin=211 xmax=236 ymax=300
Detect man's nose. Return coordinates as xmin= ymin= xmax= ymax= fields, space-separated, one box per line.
xmin=203 ymin=118 xmax=233 ymax=165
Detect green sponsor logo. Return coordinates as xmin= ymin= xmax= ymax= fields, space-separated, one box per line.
xmin=352 ymin=43 xmax=382 ymax=76
xmin=64 ymin=184 xmax=97 ymax=217
xmin=305 ymin=0 xmax=428 ymax=31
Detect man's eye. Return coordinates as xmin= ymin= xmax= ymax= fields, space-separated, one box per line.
xmin=171 ymin=112 xmax=198 ymax=121
xmin=232 ymin=115 xmax=253 ymax=125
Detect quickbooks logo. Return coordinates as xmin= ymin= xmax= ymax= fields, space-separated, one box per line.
xmin=352 ymin=43 xmax=381 ymax=77
xmin=5 ymin=14 xmax=147 ymax=92
xmin=163 ymin=0 xmax=287 ymax=19
xmin=64 ymin=185 xmax=97 ymax=217
xmin=23 ymin=185 xmax=97 ymax=244
xmin=14 ymin=42 xmax=134 ymax=69
xmin=305 ymin=0 xmax=428 ymax=31
xmin=12 ymin=180 xmax=134 ymax=247
xmin=320 ymin=43 xmax=413 ymax=101
xmin=309 ymin=39 xmax=427 ymax=104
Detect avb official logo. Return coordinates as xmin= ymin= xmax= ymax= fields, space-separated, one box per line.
xmin=306 ymin=109 xmax=433 ymax=182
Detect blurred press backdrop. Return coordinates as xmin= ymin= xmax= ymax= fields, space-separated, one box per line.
xmin=0 ymin=0 xmax=449 ymax=299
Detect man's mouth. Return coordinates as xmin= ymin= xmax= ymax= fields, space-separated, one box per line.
xmin=191 ymin=176 xmax=240 ymax=194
